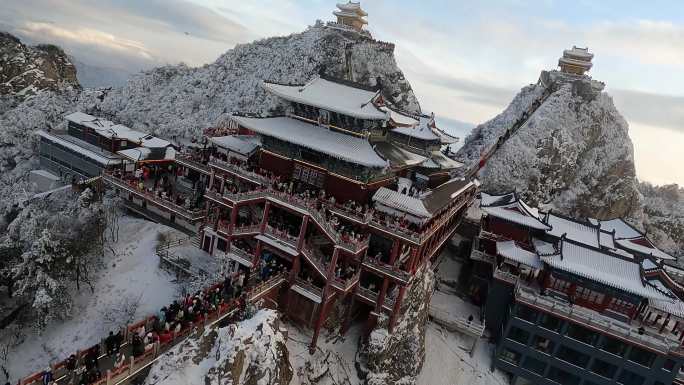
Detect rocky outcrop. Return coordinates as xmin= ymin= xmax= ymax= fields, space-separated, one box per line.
xmin=639 ymin=182 xmax=684 ymax=260
xmin=363 ymin=267 xmax=435 ymax=385
xmin=0 ymin=32 xmax=79 ymax=98
xmin=145 ymin=309 xmax=292 ymax=385
xmin=456 ymin=71 xmax=642 ymax=221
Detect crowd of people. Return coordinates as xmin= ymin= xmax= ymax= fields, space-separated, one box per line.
xmin=35 ymin=270 xmax=257 ymax=385
xmin=111 ymin=164 xmax=199 ymax=211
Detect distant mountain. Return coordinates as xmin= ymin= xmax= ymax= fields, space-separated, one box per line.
xmin=72 ymin=59 xmax=132 ymax=88
xmin=0 ymin=32 xmax=79 ymax=98
xmin=456 ymin=69 xmax=682 ymax=258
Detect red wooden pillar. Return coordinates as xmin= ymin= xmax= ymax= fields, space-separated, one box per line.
xmin=251 ymin=240 xmax=263 ymax=274
xmin=208 ymin=169 xmax=215 ymax=191
xmin=659 ymin=313 xmax=671 ymax=334
xmin=290 ymin=216 xmax=308 ymax=284
xmin=310 ymin=247 xmax=341 ymax=352
xmin=226 ymin=203 xmax=239 ymax=252
xmin=297 ymin=217 xmax=309 ymax=251
xmin=388 ymin=239 xmax=400 ymax=266
xmin=376 ymin=278 xmax=390 ymax=312
xmin=260 ymin=201 xmax=271 ymax=234
xmin=388 ymin=285 xmax=406 ymax=332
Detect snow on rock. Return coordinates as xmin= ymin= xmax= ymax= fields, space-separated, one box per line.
xmin=144 ymin=309 xmax=292 ymax=385
xmin=639 ymin=182 xmax=684 ymax=260
xmin=456 ymin=71 xmax=641 ymax=221
xmin=94 ymin=24 xmax=419 ymax=141
xmin=363 ymin=267 xmax=435 ymax=385
xmin=0 ymin=32 xmax=79 ymax=99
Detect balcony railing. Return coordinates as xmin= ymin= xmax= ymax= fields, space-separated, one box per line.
xmin=233 ymin=224 xmax=260 ymax=236
xmin=516 ymin=282 xmax=681 ymax=355
xmin=293 ymin=277 xmax=324 ymax=302
xmin=356 ymin=286 xmax=394 ymax=311
xmin=362 ymin=257 xmax=411 ymax=284
xmin=225 ymin=246 xmax=254 ymax=268
xmin=221 ymin=188 xmax=369 ymax=254
xmin=300 ymin=244 xmax=328 ymax=278
xmin=331 ymin=270 xmax=361 ymax=292
xmin=175 ymin=154 xmax=210 ymax=174
xmin=494 ymin=268 xmax=518 ymax=284
xmin=103 ymin=173 xmax=205 ymax=221
xmin=208 ymin=157 xmax=270 ymax=186
xmin=264 ymin=225 xmax=298 ymax=247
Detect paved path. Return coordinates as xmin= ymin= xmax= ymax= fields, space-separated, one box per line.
xmin=19 ymin=274 xmax=287 ymax=385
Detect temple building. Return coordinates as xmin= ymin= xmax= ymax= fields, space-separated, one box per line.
xmin=558 ymin=46 xmax=594 ymax=75
xmin=151 ymin=73 xmax=478 ymax=350
xmin=470 ymin=191 xmax=684 ymax=385
xmin=333 ymin=2 xmax=368 ymax=31
xmin=39 ymin=112 xmax=174 ymax=181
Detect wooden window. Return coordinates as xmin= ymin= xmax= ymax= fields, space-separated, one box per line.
xmin=549 ymin=275 xmax=571 ymax=293
xmin=575 ymin=286 xmax=605 ymax=305
xmin=608 ymin=298 xmax=635 ymax=315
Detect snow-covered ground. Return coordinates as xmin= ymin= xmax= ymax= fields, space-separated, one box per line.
xmin=3 ymin=217 xmax=185 ymax=382
xmin=420 ymin=323 xmax=508 ymax=385
xmin=419 ymin=250 xmax=509 ymax=385
xmin=286 ymin=321 xmax=364 ymax=385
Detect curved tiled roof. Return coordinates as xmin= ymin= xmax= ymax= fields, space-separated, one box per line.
xmin=231 ymin=116 xmax=387 ymax=168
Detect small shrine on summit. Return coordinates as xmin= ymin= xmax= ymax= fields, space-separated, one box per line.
xmin=333 ymin=2 xmax=368 ymax=31
xmin=558 ymin=46 xmax=594 ymax=75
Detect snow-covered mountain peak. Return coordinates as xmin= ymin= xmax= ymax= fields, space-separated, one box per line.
xmin=456 ymin=69 xmax=641 ymax=221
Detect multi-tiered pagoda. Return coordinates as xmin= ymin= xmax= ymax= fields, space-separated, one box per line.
xmin=558 ymin=46 xmax=594 ymax=75
xmin=333 ymin=2 xmax=368 ymax=32
xmin=176 ymin=73 xmax=476 ymax=349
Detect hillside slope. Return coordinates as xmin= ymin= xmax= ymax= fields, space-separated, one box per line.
xmin=0 ymin=32 xmax=79 ymax=99
xmin=0 ymin=25 xmax=418 ymax=219
xmin=94 ymin=23 xmax=419 ymax=140
xmin=455 ymin=70 xmax=684 ymax=258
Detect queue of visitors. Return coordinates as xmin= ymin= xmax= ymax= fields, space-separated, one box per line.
xmin=39 ymin=270 xmax=256 ymax=385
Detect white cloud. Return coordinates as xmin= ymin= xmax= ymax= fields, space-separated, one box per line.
xmin=16 ymin=21 xmax=153 ymax=60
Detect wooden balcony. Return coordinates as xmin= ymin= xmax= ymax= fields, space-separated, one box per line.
xmin=232 ymin=224 xmax=260 ymax=236
xmin=264 ymin=225 xmax=298 ymax=248
xmin=362 ymin=257 xmax=411 ymax=285
xmin=175 ymin=154 xmax=210 ymax=174
xmin=493 ymin=268 xmax=518 ymax=284
xmin=300 ymin=245 xmax=328 ymax=279
xmin=225 ymin=247 xmax=254 ymax=268
xmin=516 ymin=282 xmax=681 ymax=355
xmin=293 ymin=278 xmax=324 ymax=303
xmin=355 ymin=286 xmax=394 ymax=311
xmin=331 ymin=271 xmax=361 ymax=293
xmin=103 ymin=173 xmax=205 ymax=221
xmin=208 ymin=157 xmax=269 ymax=186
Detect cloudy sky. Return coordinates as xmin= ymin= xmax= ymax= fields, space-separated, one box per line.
xmin=2 ymin=0 xmax=684 ymax=186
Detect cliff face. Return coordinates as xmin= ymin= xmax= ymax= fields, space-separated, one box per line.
xmin=639 ymin=183 xmax=684 ymax=260
xmin=145 ymin=310 xmax=292 ymax=385
xmin=363 ymin=267 xmax=435 ymax=385
xmin=0 ymin=32 xmax=79 ymax=98
xmin=456 ymin=71 xmax=642 ymax=221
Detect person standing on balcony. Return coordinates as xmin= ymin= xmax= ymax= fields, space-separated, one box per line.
xmin=41 ymin=368 xmax=53 ymax=385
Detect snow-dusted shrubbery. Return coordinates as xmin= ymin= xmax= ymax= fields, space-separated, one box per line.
xmin=1 ymin=188 xmax=107 ymax=328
